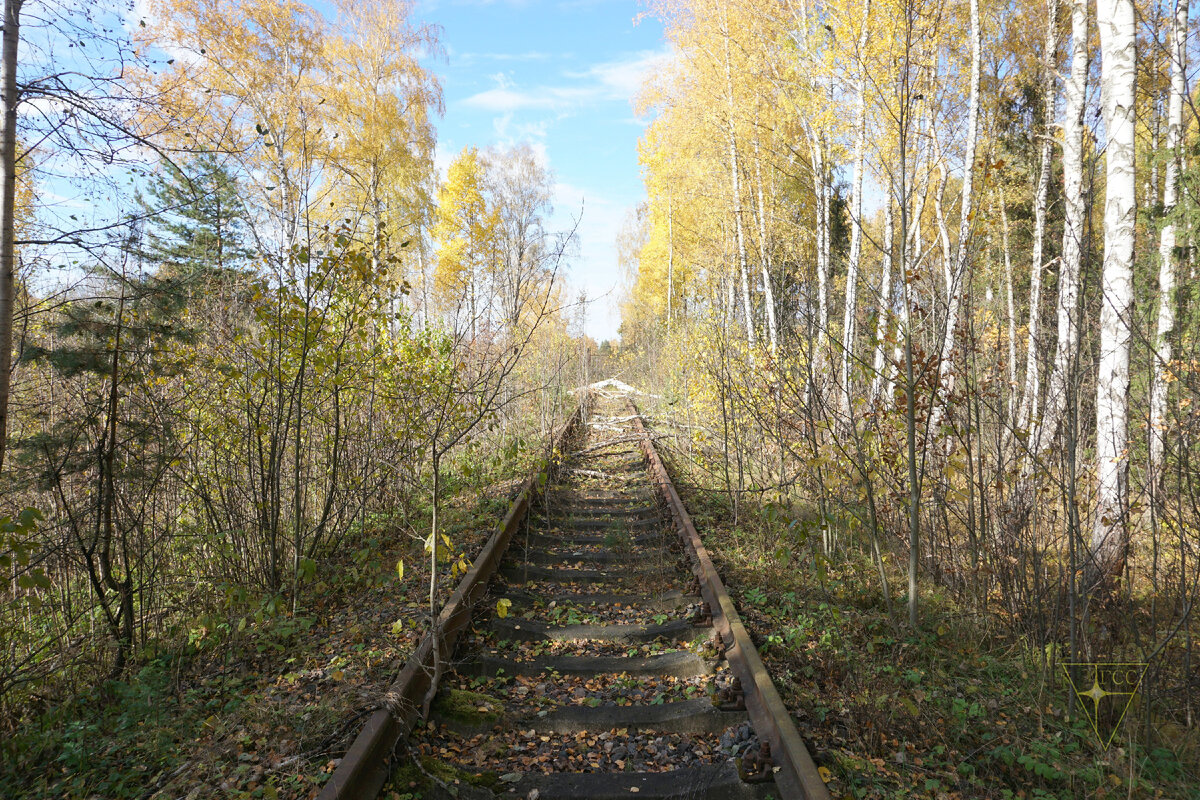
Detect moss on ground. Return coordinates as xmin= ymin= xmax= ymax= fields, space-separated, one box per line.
xmin=431 ymin=688 xmax=504 ymax=724
xmin=388 ymin=755 xmax=502 ymax=797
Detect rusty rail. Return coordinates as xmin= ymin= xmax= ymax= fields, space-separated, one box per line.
xmin=318 ymin=403 xmax=584 ymax=800
xmin=630 ymin=401 xmax=833 ymax=800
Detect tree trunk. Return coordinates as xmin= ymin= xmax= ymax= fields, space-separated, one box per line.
xmin=1000 ymin=196 xmax=1018 ymax=428
xmin=0 ymin=0 xmax=21 ymax=478
xmin=422 ymin=447 xmax=442 ymax=718
xmin=806 ymin=130 xmax=831 ymax=393
xmin=897 ymin=10 xmax=920 ymax=629
xmin=842 ymin=9 xmax=869 ymax=419
xmin=1149 ymin=0 xmax=1188 ymax=494
xmin=1041 ymin=0 xmax=1088 ymax=453
xmin=870 ymin=193 xmax=894 ymax=409
xmin=753 ymin=128 xmax=778 ymax=356
xmin=1091 ymin=0 xmax=1137 ymax=584
xmin=1017 ymin=0 xmax=1058 ymax=435
xmin=932 ymin=0 xmax=981 ymax=426
xmin=723 ymin=21 xmax=755 ymax=348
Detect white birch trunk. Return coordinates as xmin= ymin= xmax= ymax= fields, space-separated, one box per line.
xmin=870 ymin=194 xmax=894 ymax=409
xmin=890 ymin=166 xmax=927 ymax=401
xmin=1149 ymin=0 xmax=1189 ymax=491
xmin=932 ymin=0 xmax=981 ymax=428
xmin=753 ymin=129 xmax=779 ymax=356
xmin=810 ymin=133 xmax=830 ymax=361
xmin=933 ymin=155 xmax=953 ymax=303
xmin=1092 ymin=0 xmax=1137 ymax=581
xmin=724 ymin=28 xmax=755 ymax=348
xmin=1041 ymin=0 xmax=1088 ymax=453
xmin=1001 ymin=197 xmax=1018 ymax=426
xmin=1017 ymin=0 xmax=1058 ymax=435
xmin=841 ymin=0 xmax=870 ymax=417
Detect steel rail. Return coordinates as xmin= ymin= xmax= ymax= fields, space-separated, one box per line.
xmin=318 ymin=403 xmax=585 ymax=800
xmin=630 ymin=401 xmax=833 ymax=800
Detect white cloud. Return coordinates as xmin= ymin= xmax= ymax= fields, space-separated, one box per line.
xmin=566 ymin=47 xmax=675 ymax=100
xmin=461 ymin=85 xmax=593 ymax=112
xmin=459 ymin=46 xmax=674 ymax=115
xmin=457 ymin=50 xmax=559 ymax=65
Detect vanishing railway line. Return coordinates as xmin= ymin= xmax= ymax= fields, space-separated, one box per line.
xmin=321 ymin=393 xmax=831 ymax=800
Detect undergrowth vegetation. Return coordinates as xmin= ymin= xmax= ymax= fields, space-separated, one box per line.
xmin=1 ymin=477 xmax=529 ymax=799
xmin=666 ymin=444 xmax=1198 ymax=799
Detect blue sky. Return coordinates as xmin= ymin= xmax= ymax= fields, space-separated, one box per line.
xmin=417 ymin=0 xmax=669 ymax=341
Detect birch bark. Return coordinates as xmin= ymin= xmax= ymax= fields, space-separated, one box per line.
xmin=724 ymin=20 xmax=755 ymax=347
xmin=1017 ymin=0 xmax=1058 ymax=435
xmin=841 ymin=0 xmax=870 ymax=418
xmin=1091 ymin=0 xmax=1137 ymax=582
xmin=932 ymin=0 xmax=981 ymax=426
xmin=753 ymin=129 xmax=778 ymax=356
xmin=1149 ymin=0 xmax=1189 ymax=493
xmin=869 ymin=194 xmax=894 ymax=409
xmin=1001 ymin=197 xmax=1018 ymax=426
xmin=810 ymin=133 xmax=830 ymax=364
xmin=1041 ymin=0 xmax=1088 ymax=452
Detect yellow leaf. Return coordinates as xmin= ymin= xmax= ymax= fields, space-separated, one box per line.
xmin=818 ymin=766 xmax=832 ymax=783
xmin=496 ymin=598 xmax=512 ymax=619
xmin=396 ymin=559 xmax=404 ymax=580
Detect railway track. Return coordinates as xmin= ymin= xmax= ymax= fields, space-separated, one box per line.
xmin=322 ymin=394 xmax=830 ymax=800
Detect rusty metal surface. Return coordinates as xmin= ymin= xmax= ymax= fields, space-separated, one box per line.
xmin=629 ymin=401 xmax=833 ymax=800
xmin=318 ymin=404 xmax=584 ymax=800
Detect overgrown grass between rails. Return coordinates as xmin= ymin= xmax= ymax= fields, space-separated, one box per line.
xmin=658 ymin=450 xmax=1197 ymax=800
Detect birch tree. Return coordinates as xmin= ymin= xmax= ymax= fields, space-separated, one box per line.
xmin=841 ymin=0 xmax=871 ymax=421
xmin=868 ymin=194 xmax=894 ymax=409
xmin=1016 ymin=0 xmax=1058 ymax=435
xmin=1091 ymin=0 xmax=1137 ymax=583
xmin=1149 ymin=0 xmax=1188 ymax=496
xmin=723 ymin=20 xmax=755 ymax=349
xmin=931 ymin=0 xmax=981 ymax=428
xmin=1040 ymin=0 xmax=1088 ymax=453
